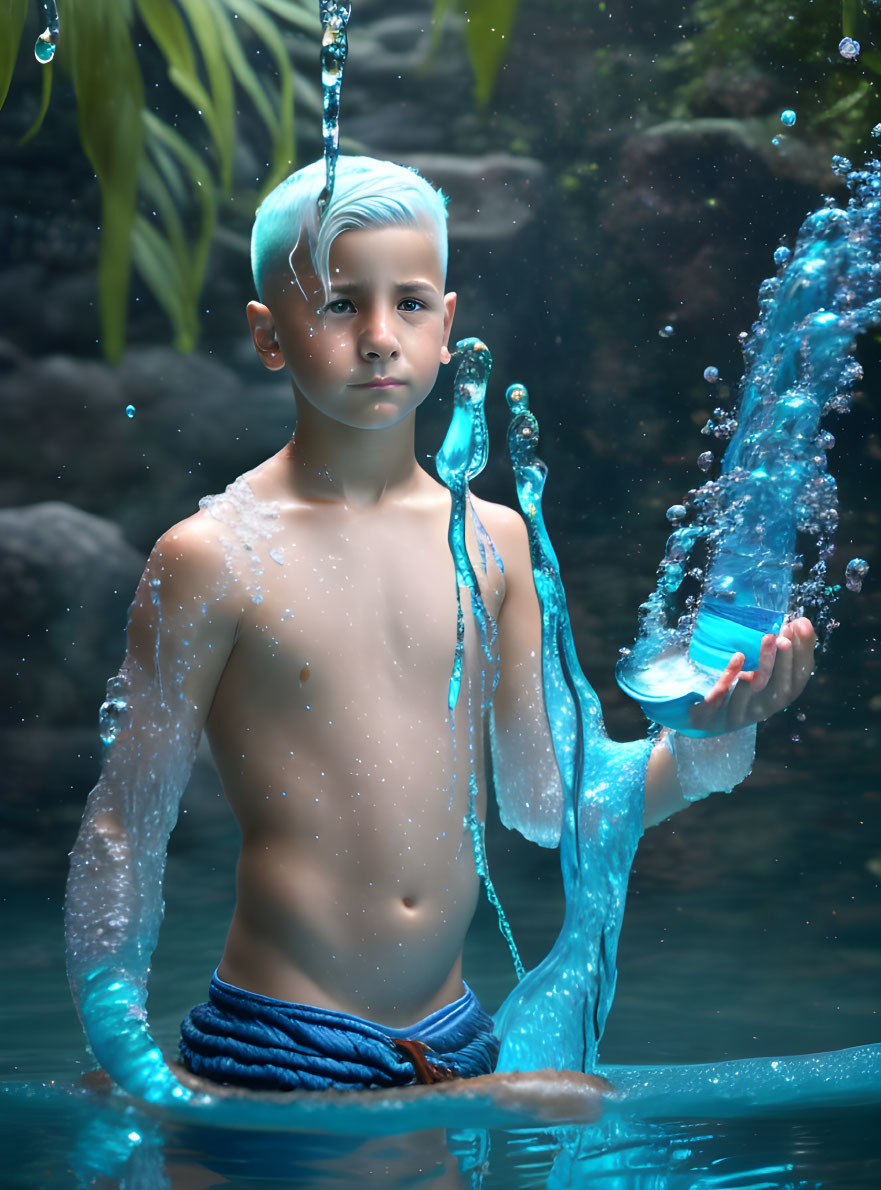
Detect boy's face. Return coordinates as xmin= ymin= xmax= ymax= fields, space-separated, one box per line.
xmin=248 ymin=225 xmax=456 ymax=432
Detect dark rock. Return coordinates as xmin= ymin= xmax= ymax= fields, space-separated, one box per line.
xmin=0 ymin=503 xmax=144 ymax=729
xmin=402 ymin=153 xmax=547 ymax=242
xmin=0 ymin=346 xmax=294 ymax=549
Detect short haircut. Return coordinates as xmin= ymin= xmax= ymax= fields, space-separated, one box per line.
xmin=251 ymin=156 xmax=449 ymax=302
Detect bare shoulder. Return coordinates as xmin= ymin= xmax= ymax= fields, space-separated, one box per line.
xmin=148 ymin=506 xmax=231 ymax=597
xmin=470 ymin=495 xmax=531 ymax=571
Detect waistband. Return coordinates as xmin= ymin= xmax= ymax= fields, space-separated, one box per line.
xmin=210 ymin=969 xmax=477 ymax=1047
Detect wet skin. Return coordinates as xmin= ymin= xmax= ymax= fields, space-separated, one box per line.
xmin=112 ymin=224 xmax=815 ymax=1051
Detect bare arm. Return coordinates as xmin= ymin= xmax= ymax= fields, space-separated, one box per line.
xmin=484 ymin=503 xmax=565 ymax=847
xmin=64 ymin=517 xmax=238 ymax=1093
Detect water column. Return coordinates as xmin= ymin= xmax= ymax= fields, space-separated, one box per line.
xmin=617 ymin=157 xmax=881 ymax=734
xmin=317 ymin=1 xmax=352 ymax=214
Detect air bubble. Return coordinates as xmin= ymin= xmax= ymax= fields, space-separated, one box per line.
xmin=838 ymin=37 xmax=860 ymax=60
xmin=845 ymin=557 xmax=869 ymax=593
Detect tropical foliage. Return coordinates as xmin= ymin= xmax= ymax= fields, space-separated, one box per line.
xmin=2 ymin=0 xmax=319 ymax=359
xmin=433 ymin=0 xmax=519 ymax=108
xmin=668 ymin=0 xmax=881 ymax=150
xmin=0 ymin=1 xmax=521 ymax=359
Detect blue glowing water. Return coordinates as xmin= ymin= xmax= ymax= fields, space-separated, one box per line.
xmin=618 ymin=155 xmax=881 ymax=731
xmin=435 ymin=338 xmax=524 ymax=980
xmin=34 ymin=1 xmax=59 ymax=65
xmin=316 ymin=1 xmax=352 ymax=214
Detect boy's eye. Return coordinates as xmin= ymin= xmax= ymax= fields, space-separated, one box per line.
xmin=325 ymin=298 xmax=355 ymax=314
xmin=398 ymin=298 xmax=425 ymax=313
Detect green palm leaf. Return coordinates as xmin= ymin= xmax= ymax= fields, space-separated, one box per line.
xmin=0 ymin=0 xmax=29 ymax=109
xmin=433 ymin=0 xmax=520 ymax=107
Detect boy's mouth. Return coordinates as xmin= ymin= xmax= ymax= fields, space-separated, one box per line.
xmin=353 ymin=377 xmax=405 ymax=389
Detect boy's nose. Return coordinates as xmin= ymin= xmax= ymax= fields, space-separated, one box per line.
xmin=359 ymin=312 xmax=400 ymax=361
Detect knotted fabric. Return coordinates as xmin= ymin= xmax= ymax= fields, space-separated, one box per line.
xmin=179 ymin=971 xmax=500 ymax=1092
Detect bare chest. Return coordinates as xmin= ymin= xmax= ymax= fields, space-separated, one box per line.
xmin=210 ymin=500 xmax=504 ymax=729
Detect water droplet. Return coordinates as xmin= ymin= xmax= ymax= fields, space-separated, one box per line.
xmin=269 ymin=548 xmax=284 ymax=565
xmin=771 ymin=136 xmax=781 ymax=147
xmin=658 ymin=324 xmax=675 ymax=339
xmin=780 ymin=109 xmax=797 ymax=127
xmin=845 ymin=557 xmax=869 ymax=592
xmin=873 ymin=124 xmax=881 ymax=140
xmin=703 ymin=365 xmax=720 ymax=383
xmin=697 ymin=451 xmax=714 ymax=472
xmin=666 ymin=504 xmax=687 ymax=524
xmin=773 ymin=246 xmax=791 ymax=267
xmin=838 ymin=37 xmax=860 ymax=61
xmin=98 ymin=676 xmax=131 ymax=746
xmin=34 ymin=31 xmax=56 ymax=64
xmin=125 ymin=404 xmax=136 ymax=419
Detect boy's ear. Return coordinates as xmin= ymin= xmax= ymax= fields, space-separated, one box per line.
xmin=246 ymin=301 xmax=285 ymax=372
xmin=440 ymin=291 xmax=457 ymax=365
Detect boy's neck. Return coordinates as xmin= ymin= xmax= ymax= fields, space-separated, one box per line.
xmin=285 ymin=408 xmax=427 ymax=507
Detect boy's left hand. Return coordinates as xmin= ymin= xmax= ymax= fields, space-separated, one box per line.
xmin=689 ymin=616 xmax=816 ymax=735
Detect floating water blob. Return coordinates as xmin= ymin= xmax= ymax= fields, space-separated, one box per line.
xmin=845 ymin=557 xmax=869 ymax=592
xmin=839 ymin=37 xmax=860 ymax=61
xmin=774 ymin=245 xmax=792 ymax=267
xmin=618 ymin=156 xmax=881 ymax=732
xmin=703 ymin=365 xmax=720 ymax=383
xmin=781 ymin=109 xmax=797 ymax=127
xmin=659 ymin=324 xmax=675 ymax=338
xmin=34 ymin=0 xmax=59 ymax=64
xmin=697 ymin=450 xmax=714 ymax=472
xmin=125 ymin=404 xmax=136 ymax=419
xmin=666 ymin=504 xmax=687 ymax=524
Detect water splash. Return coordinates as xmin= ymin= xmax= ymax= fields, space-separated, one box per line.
xmin=317 ymin=1 xmax=352 ymax=216
xmin=493 ymin=382 xmax=651 ymax=1073
xmin=618 ymin=156 xmax=881 ymax=733
xmin=34 ymin=0 xmax=59 ymax=64
xmin=435 ymin=339 xmax=523 ymax=979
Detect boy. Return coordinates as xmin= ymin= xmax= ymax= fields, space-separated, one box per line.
xmin=65 ymin=156 xmax=815 ymax=1099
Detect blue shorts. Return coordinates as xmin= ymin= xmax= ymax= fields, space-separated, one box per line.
xmin=179 ymin=971 xmax=500 ymax=1092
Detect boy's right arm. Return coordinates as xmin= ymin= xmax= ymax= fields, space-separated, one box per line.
xmin=64 ymin=517 xmax=238 ymax=1092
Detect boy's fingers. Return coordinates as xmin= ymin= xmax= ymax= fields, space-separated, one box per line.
xmin=765 ymin=634 xmax=794 ymax=709
xmin=704 ymin=652 xmax=745 ymax=705
xmin=741 ymin=633 xmax=777 ymax=693
xmin=789 ymin=617 xmax=816 ymax=693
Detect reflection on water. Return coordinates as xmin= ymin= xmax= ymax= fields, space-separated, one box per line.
xmin=2 ymin=740 xmax=879 ymax=1186
xmin=5 ymin=1074 xmax=880 ymax=1187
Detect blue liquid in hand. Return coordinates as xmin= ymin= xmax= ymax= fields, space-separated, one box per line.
xmin=618 ymin=156 xmax=881 ymax=733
